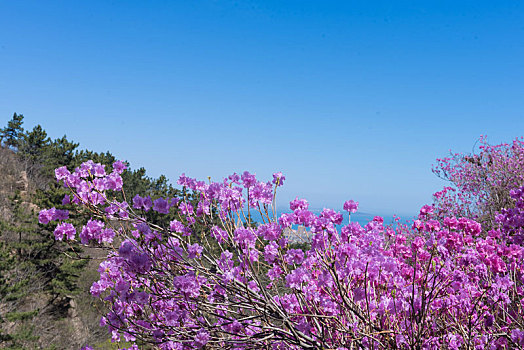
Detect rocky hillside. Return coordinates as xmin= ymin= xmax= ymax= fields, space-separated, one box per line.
xmin=0 ymin=114 xmax=179 ymax=349
xmin=0 ymin=145 xmax=110 ymax=349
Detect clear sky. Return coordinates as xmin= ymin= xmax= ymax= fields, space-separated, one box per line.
xmin=1 ymin=1 xmax=524 ymax=217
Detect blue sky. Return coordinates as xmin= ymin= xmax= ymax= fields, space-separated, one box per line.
xmin=1 ymin=1 xmax=524 ymax=217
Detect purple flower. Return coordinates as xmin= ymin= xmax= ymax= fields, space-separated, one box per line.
xmin=488 ymin=255 xmax=507 ymax=273
xmin=93 ymin=163 xmax=106 ymax=177
xmin=153 ymin=197 xmax=170 ymax=214
xmin=293 ymin=209 xmax=315 ymax=226
xmin=53 ymin=222 xmax=76 ymax=241
xmin=264 ymin=241 xmax=279 ymax=263
xmin=257 ymin=223 xmax=281 ymax=241
xmin=249 ymin=181 xmax=273 ymax=205
xmin=412 ymin=219 xmax=424 ymax=231
xmin=353 ymin=287 xmax=366 ymax=302
xmin=54 ymin=209 xmax=69 ymax=221
xmin=132 ymin=194 xmax=145 ymax=209
xmin=77 ymin=161 xmax=92 ymax=178
xmin=228 ymin=172 xmax=240 ymax=184
xmin=38 ymin=208 xmax=56 ymax=224
xmin=218 ymin=251 xmax=234 ymax=272
xmin=343 ymin=200 xmax=359 ymax=213
xmin=411 ymin=236 xmax=425 ymax=251
xmin=194 ymin=329 xmax=210 ymax=348
xmin=229 ymin=320 xmax=243 ymax=334
xmin=484 ymin=313 xmax=494 ymax=328
xmin=89 ymin=281 xmax=104 ymax=297
xmin=511 ymin=329 xmax=524 ymax=347
xmin=100 ymin=228 xmax=115 ymax=243
xmin=170 ymin=220 xmax=185 ymax=233
xmin=173 ymin=274 xmax=202 ymax=297
xmin=133 ymin=195 xmax=153 ymax=211
xmin=112 ymin=160 xmax=127 ymax=174
xmin=321 ymin=208 xmax=343 ymax=225
xmin=426 ymin=219 xmax=440 ymax=232
xmin=464 ymin=219 xmax=482 ymax=236
xmin=284 ymin=249 xmax=304 ymax=265
xmin=62 ymin=194 xmax=71 ymax=205
xmin=290 ymin=197 xmax=309 ymax=211
xmin=267 ymin=265 xmax=283 ymax=281
xmin=241 ymin=171 xmax=256 ymax=188
xmin=132 ymin=291 xmax=149 ymax=304
xmin=182 ymin=226 xmax=192 ymax=236
xmin=447 ymin=333 xmax=463 ymax=350
xmin=188 ymin=243 xmax=203 ymax=259
xmin=178 ymin=202 xmax=194 ymax=215
xmin=196 ymin=201 xmax=210 ymax=216
xmin=119 ymin=240 xmax=136 ymax=258
xmin=178 ymin=173 xmax=196 ymax=188
xmin=50 ymin=161 xmax=524 ymax=348
xmin=105 ymin=173 xmax=123 ymax=191
xmin=55 ymin=166 xmax=71 ymax=182
xmin=278 ymin=213 xmax=294 ymax=228
xmin=39 ymin=208 xmax=68 ymax=223
xmin=443 ymin=216 xmax=459 ymax=229
xmin=115 ymin=279 xmax=130 ymax=295
xmin=79 ymin=219 xmax=105 ymax=244
xmin=211 ymin=225 xmax=228 ymax=243
xmin=272 ymin=172 xmax=285 ymax=186
xmin=234 ymin=227 xmax=256 ymax=248
xmin=419 ymin=204 xmax=434 ymax=217
xmin=128 ymin=251 xmax=152 ymax=273
xmin=297 ymin=318 xmax=311 ymax=335
xmin=285 ymin=268 xmax=307 ymax=289
xmin=143 ymin=196 xmax=153 ymax=211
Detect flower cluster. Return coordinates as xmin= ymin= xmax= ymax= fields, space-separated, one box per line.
xmin=40 ymin=156 xmax=524 ymax=349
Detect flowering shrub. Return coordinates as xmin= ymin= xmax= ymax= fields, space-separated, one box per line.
xmin=433 ymin=136 xmax=524 ymax=228
xmin=41 ymin=158 xmax=524 ymax=349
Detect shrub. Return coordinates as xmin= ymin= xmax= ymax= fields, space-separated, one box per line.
xmin=432 ymin=136 xmax=524 ymax=229
xmin=43 ymin=157 xmax=524 ymax=349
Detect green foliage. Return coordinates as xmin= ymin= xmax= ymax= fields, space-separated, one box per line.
xmin=0 ymin=113 xmax=24 ymax=149
xmin=0 ymin=324 xmax=39 ymax=350
xmin=5 ymin=310 xmax=39 ymax=322
xmin=0 ymin=113 xmax=205 ymax=348
xmin=41 ymin=135 xmax=80 ymax=175
xmin=18 ymin=124 xmax=51 ymax=163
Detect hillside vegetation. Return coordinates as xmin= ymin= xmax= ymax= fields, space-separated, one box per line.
xmin=0 ymin=113 xmax=179 ymax=349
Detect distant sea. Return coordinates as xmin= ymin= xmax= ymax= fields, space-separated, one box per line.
xmin=244 ymin=207 xmax=414 ymax=228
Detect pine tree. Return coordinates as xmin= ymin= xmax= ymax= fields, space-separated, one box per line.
xmin=0 ymin=192 xmax=43 ymax=349
xmin=18 ymin=124 xmax=51 ymax=164
xmin=0 ymin=113 xmax=25 ymax=150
